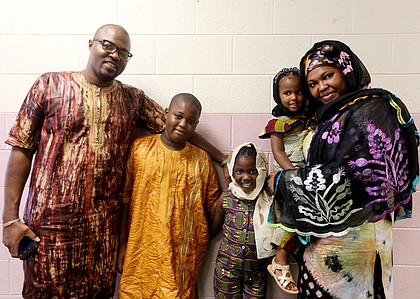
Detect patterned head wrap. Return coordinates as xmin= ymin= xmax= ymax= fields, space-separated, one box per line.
xmin=227 ymin=142 xmax=268 ymax=200
xmin=300 ymin=40 xmax=371 ymax=93
xmin=272 ymin=67 xmax=308 ymax=117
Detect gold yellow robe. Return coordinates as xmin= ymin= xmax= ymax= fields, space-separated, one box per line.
xmin=119 ymin=135 xmax=220 ymax=299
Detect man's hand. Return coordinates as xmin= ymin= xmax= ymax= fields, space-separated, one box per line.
xmin=2 ymin=221 xmax=39 ymax=258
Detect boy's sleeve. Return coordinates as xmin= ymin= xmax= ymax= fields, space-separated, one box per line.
xmin=202 ymin=153 xmax=222 ymax=217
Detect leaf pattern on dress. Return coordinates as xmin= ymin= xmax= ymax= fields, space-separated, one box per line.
xmin=288 ymin=166 xmax=355 ymax=225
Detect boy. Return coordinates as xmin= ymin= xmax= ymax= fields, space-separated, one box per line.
xmin=117 ymin=93 xmax=221 ymax=299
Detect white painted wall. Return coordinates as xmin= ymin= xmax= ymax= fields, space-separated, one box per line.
xmin=1 ymin=0 xmax=419 ymax=298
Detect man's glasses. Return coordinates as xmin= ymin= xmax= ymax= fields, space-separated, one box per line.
xmin=93 ymin=39 xmax=133 ymax=62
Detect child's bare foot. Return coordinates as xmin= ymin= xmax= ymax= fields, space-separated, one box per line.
xmin=267 ymin=258 xmax=298 ymax=294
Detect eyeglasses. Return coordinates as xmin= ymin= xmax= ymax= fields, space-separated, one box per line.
xmin=93 ymin=39 xmax=133 ymax=62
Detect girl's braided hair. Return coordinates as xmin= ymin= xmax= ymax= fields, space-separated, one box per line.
xmin=236 ymin=143 xmax=257 ymax=162
xmin=271 ymin=67 xmax=306 ymax=117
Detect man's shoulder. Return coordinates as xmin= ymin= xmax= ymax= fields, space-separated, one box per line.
xmin=37 ymin=71 xmax=74 ymax=80
xmin=117 ymin=81 xmax=146 ymax=96
xmin=30 ymin=72 xmax=77 ymax=88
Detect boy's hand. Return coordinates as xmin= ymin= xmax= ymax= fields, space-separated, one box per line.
xmin=222 ymin=164 xmax=231 ymax=186
xmin=117 ymin=244 xmax=127 ymax=273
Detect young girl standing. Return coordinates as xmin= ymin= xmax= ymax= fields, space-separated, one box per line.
xmin=211 ymin=142 xmax=274 ymax=298
xmin=259 ymin=67 xmax=309 ymax=295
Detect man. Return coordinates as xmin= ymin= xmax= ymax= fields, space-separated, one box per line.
xmin=2 ymin=24 xmax=226 ymax=298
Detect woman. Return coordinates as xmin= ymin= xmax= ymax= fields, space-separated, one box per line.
xmin=268 ymin=40 xmax=419 ymax=298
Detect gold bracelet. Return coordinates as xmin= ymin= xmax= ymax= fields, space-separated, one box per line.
xmin=2 ymin=218 xmax=21 ymax=228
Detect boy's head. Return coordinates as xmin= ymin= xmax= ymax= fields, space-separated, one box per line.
xmin=161 ymin=93 xmax=202 ymax=150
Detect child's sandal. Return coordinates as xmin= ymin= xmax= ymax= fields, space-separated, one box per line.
xmin=267 ymin=257 xmax=298 ymax=295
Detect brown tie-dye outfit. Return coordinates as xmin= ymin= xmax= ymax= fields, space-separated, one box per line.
xmin=6 ymin=72 xmax=165 ymax=298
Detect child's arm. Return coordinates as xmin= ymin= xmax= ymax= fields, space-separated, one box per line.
xmin=210 ymin=195 xmax=224 ymax=238
xmin=271 ymin=133 xmax=296 ymax=170
xmin=117 ymin=203 xmax=130 ymax=273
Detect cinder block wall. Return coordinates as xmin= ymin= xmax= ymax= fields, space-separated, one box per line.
xmin=1 ymin=1 xmax=419 ymax=298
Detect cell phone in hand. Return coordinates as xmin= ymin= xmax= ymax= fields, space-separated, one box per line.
xmin=18 ymin=236 xmax=38 ymax=260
